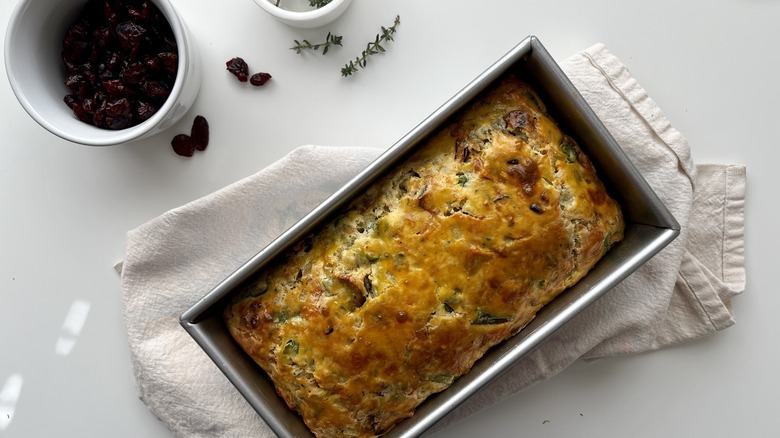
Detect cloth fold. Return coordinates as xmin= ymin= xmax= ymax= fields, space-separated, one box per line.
xmin=119 ymin=44 xmax=746 ymax=438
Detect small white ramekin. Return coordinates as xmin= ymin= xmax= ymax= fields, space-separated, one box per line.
xmin=4 ymin=0 xmax=201 ymax=146
xmin=253 ymin=0 xmax=353 ymax=29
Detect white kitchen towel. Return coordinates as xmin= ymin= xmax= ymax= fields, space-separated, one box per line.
xmin=119 ymin=44 xmax=746 ymax=438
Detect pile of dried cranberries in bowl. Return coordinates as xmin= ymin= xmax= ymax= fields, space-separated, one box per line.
xmin=61 ymin=0 xmax=179 ymax=130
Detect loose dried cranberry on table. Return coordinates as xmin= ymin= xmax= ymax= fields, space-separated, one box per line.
xmin=171 ymin=115 xmax=210 ymax=157
xmin=250 ymin=72 xmax=272 ymax=86
xmin=191 ymin=115 xmax=209 ymax=151
xmin=226 ymin=57 xmax=249 ymax=82
xmin=226 ymin=57 xmax=273 ymax=87
xmin=171 ymin=134 xmax=195 ymax=157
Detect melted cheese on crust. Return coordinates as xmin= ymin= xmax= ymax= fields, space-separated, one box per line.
xmin=224 ymin=76 xmax=624 ymax=438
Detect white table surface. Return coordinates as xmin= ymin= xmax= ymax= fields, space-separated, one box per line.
xmin=1 ymin=0 xmax=777 ymax=436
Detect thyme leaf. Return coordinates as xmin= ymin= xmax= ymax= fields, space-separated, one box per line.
xmin=472 ymin=309 xmax=512 ymax=325
xmin=282 ymin=339 xmax=299 ymax=356
xmin=341 ymin=15 xmax=401 ymax=77
xmin=561 ymin=139 xmax=577 ymax=163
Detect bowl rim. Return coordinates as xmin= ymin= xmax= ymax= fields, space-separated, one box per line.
xmin=3 ymin=0 xmax=191 ymax=146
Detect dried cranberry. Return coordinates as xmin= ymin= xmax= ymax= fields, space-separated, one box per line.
xmin=63 ymin=95 xmax=78 ymax=109
xmin=120 ymin=62 xmax=147 ymax=84
xmin=92 ymin=91 xmax=108 ymax=105
xmin=97 ymin=65 xmax=114 ymax=80
xmin=62 ymin=23 xmax=90 ymax=61
xmin=143 ymin=55 xmax=162 ymax=71
xmin=226 ymin=57 xmax=249 ymax=82
xmin=135 ymin=101 xmax=157 ymax=122
xmin=81 ymin=97 xmax=98 ymax=115
xmin=65 ymin=74 xmax=89 ymax=97
xmin=72 ymin=103 xmax=92 ymax=124
xmin=93 ymin=101 xmax=108 ymax=128
xmin=105 ymin=98 xmax=131 ymax=118
xmin=61 ymin=0 xmax=178 ymax=130
xmin=62 ymin=57 xmax=80 ymax=75
xmin=106 ymin=52 xmax=121 ymax=71
xmin=170 ymin=116 xmax=210 ymax=157
xmin=102 ymin=1 xmax=116 ymax=20
xmin=191 ymin=115 xmax=209 ymax=151
xmin=104 ymin=97 xmax=133 ymax=129
xmin=249 ymin=72 xmax=272 ymax=86
xmin=141 ymin=80 xmax=170 ymax=100
xmin=128 ymin=2 xmax=153 ymax=22
xmin=171 ymin=134 xmax=195 ymax=157
xmin=157 ymin=52 xmax=178 ymax=75
xmin=162 ymin=36 xmax=177 ymax=53
xmin=107 ymin=18 xmax=119 ymax=36
xmin=115 ymin=21 xmax=146 ymax=51
xmin=92 ymin=26 xmax=111 ymax=49
xmin=106 ymin=115 xmax=133 ymax=130
xmin=102 ymin=79 xmax=127 ymax=96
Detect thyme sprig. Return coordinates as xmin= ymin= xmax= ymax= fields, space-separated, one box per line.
xmin=341 ymin=15 xmax=401 ymax=77
xmin=291 ymin=32 xmax=343 ymax=55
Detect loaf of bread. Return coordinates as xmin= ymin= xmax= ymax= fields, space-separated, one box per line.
xmin=224 ymin=75 xmax=624 ymax=437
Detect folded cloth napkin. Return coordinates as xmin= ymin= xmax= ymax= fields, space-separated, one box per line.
xmin=118 ymin=44 xmax=746 ymax=437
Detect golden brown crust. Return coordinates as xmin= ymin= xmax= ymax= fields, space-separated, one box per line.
xmin=224 ymin=75 xmax=624 ymax=437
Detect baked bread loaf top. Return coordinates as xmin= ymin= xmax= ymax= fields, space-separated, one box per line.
xmin=224 ymin=75 xmax=624 ymax=437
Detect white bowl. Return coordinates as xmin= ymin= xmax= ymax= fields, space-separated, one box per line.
xmin=4 ymin=0 xmax=201 ymax=146
xmin=253 ymin=0 xmax=353 ymax=29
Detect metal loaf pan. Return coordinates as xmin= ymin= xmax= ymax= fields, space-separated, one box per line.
xmin=181 ymin=35 xmax=680 ymax=437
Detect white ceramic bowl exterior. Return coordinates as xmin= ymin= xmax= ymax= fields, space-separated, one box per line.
xmin=4 ymin=0 xmax=201 ymax=146
xmin=253 ymin=0 xmax=353 ymax=29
